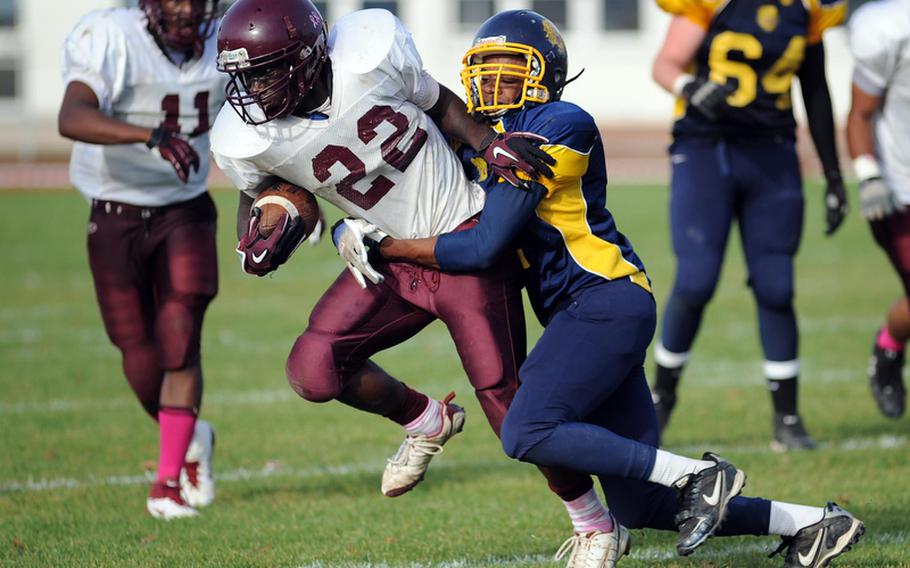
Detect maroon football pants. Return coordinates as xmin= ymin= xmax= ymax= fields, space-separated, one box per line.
xmin=871 ymin=208 xmax=910 ymax=297
xmin=87 ymin=193 xmax=218 ymax=418
xmin=286 ymin=234 xmax=592 ymax=499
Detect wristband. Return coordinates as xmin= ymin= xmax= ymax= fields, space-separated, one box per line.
xmin=853 ymin=154 xmax=882 ymax=183
xmin=145 ymin=126 xmax=164 ymax=149
xmin=673 ymin=74 xmax=695 ymax=97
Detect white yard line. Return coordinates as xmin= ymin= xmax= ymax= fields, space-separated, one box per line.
xmin=0 ymin=363 xmax=867 ymax=416
xmin=295 ymin=531 xmax=905 ymax=567
xmin=1 ymin=434 xmax=904 ymax=495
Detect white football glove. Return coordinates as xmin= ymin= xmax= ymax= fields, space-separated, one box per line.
xmin=859 ymin=177 xmax=904 ymax=221
xmin=334 ymin=218 xmax=388 ymax=288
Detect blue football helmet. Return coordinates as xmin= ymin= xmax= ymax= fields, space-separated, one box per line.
xmin=461 ymin=10 xmax=569 ymax=117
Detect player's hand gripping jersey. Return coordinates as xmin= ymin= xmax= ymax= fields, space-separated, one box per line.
xmin=658 ymin=0 xmax=845 ymax=138
xmin=455 ymin=102 xmax=649 ymax=320
xmin=62 ymin=8 xmax=226 ymax=206
xmin=211 ymin=10 xmax=485 ymax=240
xmin=849 ymin=0 xmax=910 ymax=203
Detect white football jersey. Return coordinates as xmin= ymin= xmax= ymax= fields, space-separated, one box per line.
xmin=211 ymin=9 xmax=485 ymax=240
xmin=62 ymin=8 xmax=226 ymax=206
xmin=848 ymin=0 xmax=910 ymax=203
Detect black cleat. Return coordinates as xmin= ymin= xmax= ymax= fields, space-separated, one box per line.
xmin=868 ymin=342 xmax=906 ymax=419
xmin=651 ymin=388 xmax=677 ymax=432
xmin=772 ymin=413 xmax=817 ymax=452
xmin=769 ymin=502 xmax=864 ymax=568
xmin=673 ymin=452 xmax=746 ymax=556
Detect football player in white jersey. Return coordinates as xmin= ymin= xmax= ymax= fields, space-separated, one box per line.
xmin=58 ymin=0 xmax=225 ymax=520
xmin=210 ymin=0 xmax=606 ymax=537
xmin=847 ymin=0 xmax=910 ymax=419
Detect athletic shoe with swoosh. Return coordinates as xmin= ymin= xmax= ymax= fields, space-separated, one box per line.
xmin=673 ymin=452 xmax=746 ymax=556
xmin=769 ymin=502 xmax=864 ymax=568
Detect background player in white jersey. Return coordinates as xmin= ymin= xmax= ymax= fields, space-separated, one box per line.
xmin=211 ymin=0 xmax=612 ymax=546
xmin=58 ymin=0 xmax=225 ymax=519
xmin=847 ymin=0 xmax=910 ymax=419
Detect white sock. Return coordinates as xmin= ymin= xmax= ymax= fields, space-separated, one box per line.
xmin=404 ymin=398 xmax=443 ymax=437
xmin=562 ymin=487 xmax=614 ymax=533
xmin=768 ymin=502 xmax=825 ymax=537
xmin=647 ymin=449 xmax=714 ymax=487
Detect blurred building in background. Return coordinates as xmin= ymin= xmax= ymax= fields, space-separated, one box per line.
xmin=0 ymin=0 xmax=869 ymax=182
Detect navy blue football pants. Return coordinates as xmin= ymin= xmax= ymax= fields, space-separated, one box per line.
xmin=501 ymin=279 xmax=770 ymax=535
xmin=661 ymin=137 xmax=803 ymax=363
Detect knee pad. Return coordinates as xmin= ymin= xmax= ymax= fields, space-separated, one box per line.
xmin=499 ymin=413 xmax=525 ymax=460
xmin=749 ymin=256 xmax=794 ymax=311
xmin=671 ymin=256 xmax=723 ymax=308
xmin=120 ymin=342 xmax=163 ymax=419
xmin=157 ymin=292 xmax=213 ymax=370
xmin=285 ymin=331 xmax=343 ymax=403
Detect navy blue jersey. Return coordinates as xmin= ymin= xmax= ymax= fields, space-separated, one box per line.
xmin=658 ymin=0 xmax=845 ymax=139
xmin=463 ymin=102 xmax=650 ymax=319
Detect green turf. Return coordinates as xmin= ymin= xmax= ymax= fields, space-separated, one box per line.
xmin=1 ymin=185 xmax=908 ymax=567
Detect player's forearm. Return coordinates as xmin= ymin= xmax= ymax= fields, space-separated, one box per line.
xmin=652 ymin=17 xmax=705 ymax=95
xmin=799 ymin=43 xmax=841 ymax=179
xmin=236 ymin=192 xmax=254 ymax=240
xmin=846 ymin=84 xmax=880 ymax=161
xmin=58 ymin=104 xmax=153 ymax=145
xmin=427 ymin=85 xmax=492 ymax=152
xmin=846 ymin=109 xmax=876 ymax=160
xmin=378 ymin=236 xmax=440 ymax=269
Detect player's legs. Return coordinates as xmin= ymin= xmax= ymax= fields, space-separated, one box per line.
xmin=88 ymin=201 xmax=163 ymax=419
xmin=590 ymin=366 xmax=770 ymax=537
xmin=286 ymin=266 xmax=460 ymax=497
xmin=734 ymin=140 xmax=813 ymax=450
xmin=286 ymin=267 xmax=434 ymax=413
xmin=867 ymin=209 xmax=910 ymax=418
xmin=425 ymin=257 xmax=601 ymax=537
xmin=150 ymin=194 xmax=219 ymax=510
xmin=655 ymin=138 xmax=737 ymax=431
xmin=503 ymin=280 xmax=747 ymax=555
xmin=589 ymin=368 xmax=863 ymax=564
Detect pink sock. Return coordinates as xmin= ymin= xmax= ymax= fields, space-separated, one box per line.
xmin=404 ymin=397 xmax=443 ymax=437
xmin=157 ymin=407 xmax=197 ymax=483
xmin=877 ymin=327 xmax=905 ymax=352
xmin=563 ymin=487 xmax=614 ymax=533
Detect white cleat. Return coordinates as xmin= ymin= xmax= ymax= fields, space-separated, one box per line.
xmin=381 ymin=392 xmax=465 ymax=497
xmin=555 ymin=518 xmax=631 ymax=568
xmin=147 ymin=480 xmax=199 ymax=520
xmin=180 ymin=419 xmax=216 ymax=508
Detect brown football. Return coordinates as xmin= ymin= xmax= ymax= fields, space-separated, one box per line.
xmin=252 ymin=177 xmax=320 ymax=238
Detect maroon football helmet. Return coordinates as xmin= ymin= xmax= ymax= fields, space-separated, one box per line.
xmin=140 ymin=0 xmax=219 ymax=57
xmin=216 ymin=0 xmax=328 ymax=125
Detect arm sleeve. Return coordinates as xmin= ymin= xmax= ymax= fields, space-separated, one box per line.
xmin=848 ymin=6 xmax=902 ymax=96
xmin=435 ymin=183 xmax=545 ymax=272
xmin=387 ymin=16 xmax=441 ymax=111
xmin=60 ymin=12 xmax=126 ymax=110
xmin=798 ymin=42 xmax=840 ymax=177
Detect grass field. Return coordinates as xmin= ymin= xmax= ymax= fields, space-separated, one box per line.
xmin=1 ymin=185 xmax=909 ymax=567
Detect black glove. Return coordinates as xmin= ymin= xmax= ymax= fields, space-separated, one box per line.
xmin=481 ymin=130 xmax=556 ymax=189
xmin=146 ymin=126 xmax=200 ymax=184
xmin=824 ymin=173 xmax=848 ymax=236
xmin=681 ymin=77 xmax=730 ymax=122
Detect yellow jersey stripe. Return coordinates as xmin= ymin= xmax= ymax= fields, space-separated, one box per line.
xmin=534 ymin=145 xmax=651 ymax=292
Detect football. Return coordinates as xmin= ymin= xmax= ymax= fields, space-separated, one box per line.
xmin=252 ymin=177 xmax=321 ymax=238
